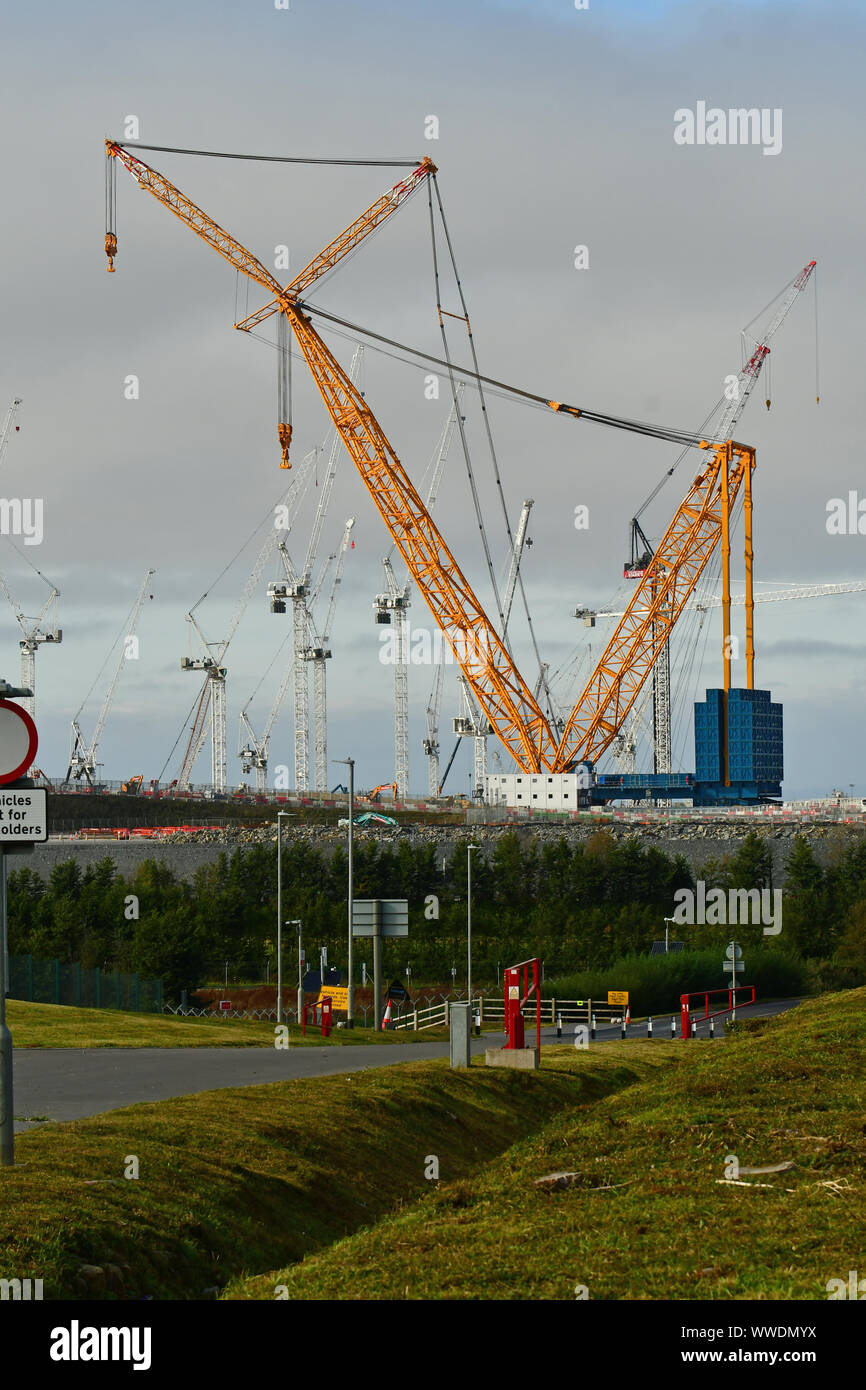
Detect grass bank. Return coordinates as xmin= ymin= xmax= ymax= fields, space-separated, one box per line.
xmin=545 ymin=948 xmax=808 ymax=1016
xmin=6 ymin=999 xmax=446 ymax=1048
xmin=232 ymin=990 xmax=864 ymax=1300
xmin=0 ymin=1051 xmax=659 ymax=1299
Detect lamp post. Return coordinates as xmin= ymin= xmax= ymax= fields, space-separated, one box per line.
xmin=275 ymin=811 xmax=295 ymax=1024
xmin=467 ymin=844 xmax=479 ymax=1010
xmin=286 ymin=918 xmax=303 ymax=1020
xmin=333 ymin=757 xmax=354 ymax=1026
xmin=663 ymin=916 xmax=675 ymax=954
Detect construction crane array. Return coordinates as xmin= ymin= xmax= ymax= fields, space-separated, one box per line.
xmin=67 ymin=569 xmax=154 ymax=785
xmin=266 ymin=349 xmax=362 ymax=793
xmin=104 ymin=141 xmax=776 ymax=779
xmin=178 ymin=446 xmax=322 ymax=791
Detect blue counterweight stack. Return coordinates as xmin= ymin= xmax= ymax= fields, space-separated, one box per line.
xmin=694 ymin=688 xmax=783 ymax=801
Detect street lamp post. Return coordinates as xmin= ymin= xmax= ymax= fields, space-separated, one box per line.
xmin=467 ymin=844 xmax=479 ymax=1011
xmin=663 ymin=917 xmax=675 ymax=954
xmin=286 ymin=918 xmax=303 ymax=1021
xmin=276 ymin=811 xmax=295 ymax=1024
xmin=333 ymin=757 xmax=354 ymax=1026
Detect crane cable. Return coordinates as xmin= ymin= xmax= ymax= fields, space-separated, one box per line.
xmin=430 ymin=177 xmax=554 ymax=721
xmin=290 ymin=300 xmax=714 ymax=450
xmin=115 ymin=142 xmax=423 ymax=167
xmin=425 ymin=180 xmax=508 ymax=643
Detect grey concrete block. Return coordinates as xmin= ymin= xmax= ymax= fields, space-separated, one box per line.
xmin=484 ymin=1046 xmax=539 ymax=1070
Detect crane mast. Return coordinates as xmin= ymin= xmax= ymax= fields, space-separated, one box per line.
xmin=307 ymin=516 xmax=355 ymax=790
xmin=374 ymin=556 xmax=411 ymax=799
xmin=0 ymin=573 xmax=62 ymax=719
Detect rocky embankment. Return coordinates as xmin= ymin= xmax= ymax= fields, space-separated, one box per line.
xmin=29 ymin=818 xmax=866 ymax=885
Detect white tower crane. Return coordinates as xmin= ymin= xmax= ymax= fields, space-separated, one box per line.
xmin=66 ymin=568 xmax=154 ymax=784
xmin=423 ymin=662 xmax=444 ymax=796
xmin=624 ymin=261 xmax=817 ymax=776
xmin=178 ymin=445 xmax=321 ymax=792
xmin=0 ymin=572 xmax=62 ymax=719
xmin=267 ymin=347 xmax=363 ymax=794
xmin=306 ymin=517 xmax=355 ymax=791
xmin=374 ymin=555 xmax=411 ymax=799
xmin=238 ymin=633 xmax=293 ymax=792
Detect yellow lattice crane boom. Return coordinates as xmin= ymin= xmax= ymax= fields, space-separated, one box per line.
xmin=104 ymin=142 xmax=753 ymax=776
xmin=105 ymin=141 xmax=435 ymax=466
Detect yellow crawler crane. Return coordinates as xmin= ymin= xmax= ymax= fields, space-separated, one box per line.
xmin=104 ymin=142 xmax=754 ymax=776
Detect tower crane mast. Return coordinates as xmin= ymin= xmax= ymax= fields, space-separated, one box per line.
xmin=0 ymin=572 xmax=62 ymax=719
xmin=307 ymin=516 xmax=355 ymax=791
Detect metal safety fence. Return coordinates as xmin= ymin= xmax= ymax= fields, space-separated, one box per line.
xmin=8 ymin=954 xmax=163 ymax=1013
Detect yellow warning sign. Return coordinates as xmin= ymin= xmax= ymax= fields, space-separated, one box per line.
xmin=607 ymin=990 xmax=629 ymax=1007
xmin=317 ymin=986 xmax=349 ymax=1011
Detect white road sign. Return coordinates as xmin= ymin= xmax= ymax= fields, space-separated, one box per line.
xmin=725 ymin=943 xmax=743 ymax=960
xmin=723 ymin=959 xmax=744 ymax=973
xmin=0 ymin=700 xmax=38 ymax=785
xmin=0 ymin=788 xmax=48 ymax=842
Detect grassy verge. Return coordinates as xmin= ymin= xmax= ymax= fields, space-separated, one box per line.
xmin=545 ymin=948 xmax=808 ymax=1016
xmin=0 ymin=1053 xmax=660 ymax=1300
xmin=228 ymin=990 xmax=865 ymax=1300
xmin=6 ymin=999 xmax=449 ymax=1048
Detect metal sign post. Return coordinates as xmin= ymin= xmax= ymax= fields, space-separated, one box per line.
xmin=352 ymin=899 xmax=408 ymax=1029
xmin=0 ymin=845 xmax=11 ymax=1165
xmin=724 ymin=941 xmax=744 ymax=1021
xmin=0 ymin=694 xmax=42 ymax=1167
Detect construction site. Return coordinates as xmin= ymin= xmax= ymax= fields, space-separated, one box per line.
xmin=3 ymin=0 xmax=866 ymax=1344
xmin=0 ymin=149 xmax=856 ymax=820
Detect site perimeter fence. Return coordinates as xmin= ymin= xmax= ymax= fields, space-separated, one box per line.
xmin=8 ymin=954 xmax=163 ymax=1013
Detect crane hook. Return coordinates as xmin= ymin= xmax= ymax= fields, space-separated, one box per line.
xmin=105 ymin=233 xmax=118 ymax=273
xmin=278 ymin=422 xmax=292 ymax=469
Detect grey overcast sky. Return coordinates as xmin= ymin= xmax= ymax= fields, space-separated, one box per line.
xmin=0 ymin=0 xmax=863 ymax=798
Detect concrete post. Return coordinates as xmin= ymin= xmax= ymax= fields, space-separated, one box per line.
xmin=449 ymin=1001 xmax=471 ymax=1068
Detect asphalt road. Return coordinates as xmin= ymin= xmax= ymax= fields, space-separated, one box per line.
xmin=11 ymin=998 xmax=801 ymax=1133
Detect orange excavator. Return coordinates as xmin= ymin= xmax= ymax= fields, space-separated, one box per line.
xmin=368 ymin=783 xmax=398 ymax=803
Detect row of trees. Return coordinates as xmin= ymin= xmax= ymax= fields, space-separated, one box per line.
xmin=7 ymin=831 xmax=866 ymax=999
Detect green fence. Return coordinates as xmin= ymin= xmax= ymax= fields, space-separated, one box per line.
xmin=7 ymin=955 xmax=163 ymax=1013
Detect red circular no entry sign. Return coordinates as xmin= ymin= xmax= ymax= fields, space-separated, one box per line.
xmin=0 ymin=700 xmax=38 ymax=785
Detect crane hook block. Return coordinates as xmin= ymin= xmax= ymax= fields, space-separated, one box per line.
xmin=105 ymin=233 xmax=118 ymax=273
xmin=278 ymin=421 xmax=292 ymax=469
